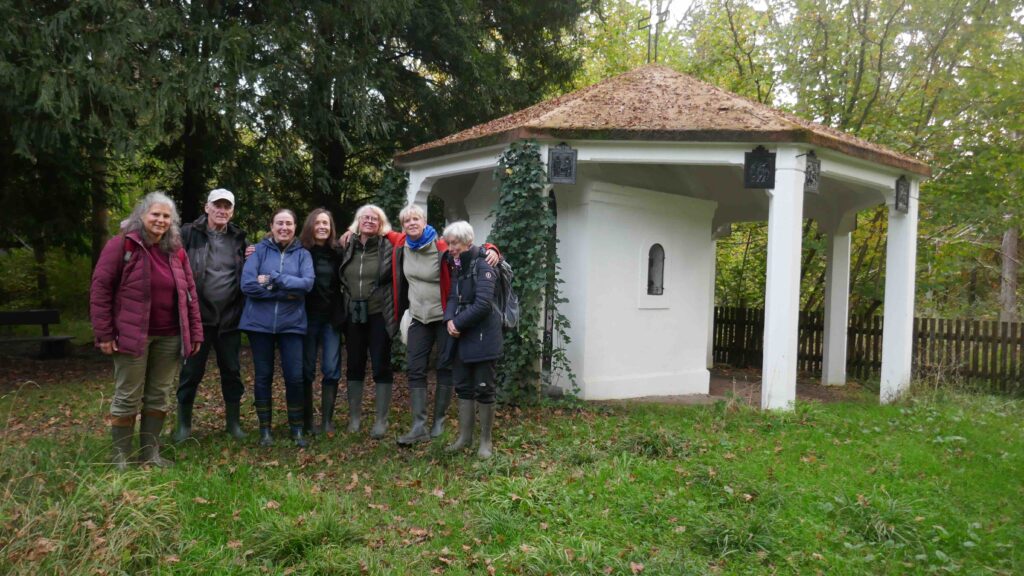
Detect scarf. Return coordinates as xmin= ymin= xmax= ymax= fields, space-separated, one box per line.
xmin=405 ymin=225 xmax=437 ymax=251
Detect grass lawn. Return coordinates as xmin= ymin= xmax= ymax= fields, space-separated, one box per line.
xmin=1 ymin=352 xmax=1022 ymax=575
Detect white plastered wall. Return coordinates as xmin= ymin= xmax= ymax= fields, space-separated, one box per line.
xmin=561 ymin=181 xmax=716 ymax=400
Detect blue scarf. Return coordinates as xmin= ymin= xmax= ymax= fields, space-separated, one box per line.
xmin=405 ymin=225 xmax=437 ymax=251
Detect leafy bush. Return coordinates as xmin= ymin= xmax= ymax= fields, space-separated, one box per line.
xmin=487 ymin=141 xmax=575 ymax=404
xmin=0 ymin=248 xmax=92 ymax=317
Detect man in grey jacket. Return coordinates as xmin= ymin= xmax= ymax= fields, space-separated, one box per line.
xmin=174 ymin=189 xmax=249 ymax=441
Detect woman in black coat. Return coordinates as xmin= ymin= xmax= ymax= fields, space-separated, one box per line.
xmin=441 ymin=221 xmax=503 ymax=459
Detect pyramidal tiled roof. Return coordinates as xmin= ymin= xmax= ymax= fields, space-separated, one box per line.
xmin=395 ymin=65 xmax=929 ymax=176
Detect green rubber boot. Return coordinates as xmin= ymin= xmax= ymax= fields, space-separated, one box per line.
xmin=397 ymin=388 xmax=430 ymax=446
xmin=320 ymin=383 xmax=338 ymax=435
xmin=477 ymin=402 xmax=495 ymax=459
xmin=172 ymin=401 xmax=192 ymax=443
xmin=346 ymin=381 xmax=364 ymax=433
xmin=430 ymin=385 xmax=453 ymax=438
xmin=139 ymin=410 xmax=173 ymax=468
xmin=370 ymin=383 xmax=393 ymax=439
xmin=110 ymin=415 xmax=136 ymax=471
xmin=445 ymin=399 xmax=475 ymax=453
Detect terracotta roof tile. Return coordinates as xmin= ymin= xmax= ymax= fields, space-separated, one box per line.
xmin=395 ymin=65 xmax=929 ymax=176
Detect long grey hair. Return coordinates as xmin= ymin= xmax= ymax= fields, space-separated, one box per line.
xmin=123 ymin=191 xmax=183 ymax=252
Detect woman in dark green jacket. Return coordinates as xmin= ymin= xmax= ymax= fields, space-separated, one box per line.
xmin=339 ymin=204 xmax=398 ymax=439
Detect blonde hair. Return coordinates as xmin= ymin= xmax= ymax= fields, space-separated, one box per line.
xmin=398 ymin=204 xmax=427 ymax=224
xmin=346 ymin=204 xmax=392 ymax=236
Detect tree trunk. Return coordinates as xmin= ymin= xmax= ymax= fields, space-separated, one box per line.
xmin=180 ymin=109 xmax=206 ymax=223
xmin=89 ymin=141 xmax=109 ymax=267
xmin=32 ymin=234 xmax=51 ymax=308
xmin=999 ymin=226 xmax=1019 ymax=322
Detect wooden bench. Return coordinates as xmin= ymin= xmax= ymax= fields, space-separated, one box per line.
xmin=0 ymin=309 xmax=74 ymax=358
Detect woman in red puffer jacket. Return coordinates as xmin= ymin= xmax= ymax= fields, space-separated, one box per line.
xmin=90 ymin=191 xmax=203 ymax=470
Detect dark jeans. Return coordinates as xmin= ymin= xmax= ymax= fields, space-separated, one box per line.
xmin=345 ymin=312 xmax=392 ymax=383
xmin=303 ymin=316 xmax=341 ymax=388
xmin=248 ymin=331 xmax=304 ymax=407
xmin=453 ymin=357 xmax=496 ymax=404
xmin=177 ymin=327 xmax=244 ymax=405
xmin=406 ymin=318 xmax=452 ymax=389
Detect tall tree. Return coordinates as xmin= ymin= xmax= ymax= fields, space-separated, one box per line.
xmin=258 ymin=0 xmax=593 ymax=226
xmin=0 ymin=0 xmax=159 ymax=298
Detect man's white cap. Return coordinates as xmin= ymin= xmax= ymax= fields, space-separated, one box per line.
xmin=207 ymin=188 xmax=235 ymax=206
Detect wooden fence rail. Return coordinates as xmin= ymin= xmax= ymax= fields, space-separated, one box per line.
xmin=712 ymin=307 xmax=1024 ymax=394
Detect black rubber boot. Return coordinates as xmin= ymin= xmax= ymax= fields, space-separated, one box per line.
xmin=346 ymin=381 xmax=364 ymax=433
xmin=139 ymin=411 xmax=173 ymax=468
xmin=445 ymin=399 xmax=475 ymax=453
xmin=290 ymin=426 xmax=309 ymax=448
xmin=225 ymin=402 xmax=246 ymax=440
xmin=430 ymin=385 xmax=454 ymax=438
xmin=477 ymin=402 xmax=495 ymax=459
xmin=370 ymin=382 xmax=393 ymax=439
xmin=287 ymin=404 xmax=308 ymax=448
xmin=255 ymin=398 xmax=273 ymax=447
xmin=397 ymin=388 xmax=430 ymax=446
xmin=110 ymin=416 xmax=135 ymax=471
xmin=259 ymin=428 xmax=273 ymax=447
xmin=173 ymin=402 xmax=193 ymax=444
xmin=320 ymin=383 xmax=338 ymax=435
xmin=302 ymin=380 xmax=316 ymax=436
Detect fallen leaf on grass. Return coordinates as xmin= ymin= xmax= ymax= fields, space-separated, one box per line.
xmin=345 ymin=472 xmax=359 ymax=491
xmin=630 ymin=562 xmax=645 ymax=574
xmin=227 ymin=540 xmax=242 ymax=549
xmin=265 ymin=500 xmax=280 ymax=510
xmin=25 ymin=537 xmax=58 ymax=561
xmin=432 ymin=488 xmax=445 ymax=498
xmin=193 ymin=497 xmax=210 ymax=505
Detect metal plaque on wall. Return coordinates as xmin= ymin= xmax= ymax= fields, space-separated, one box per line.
xmin=804 ymin=150 xmax=821 ymax=194
xmin=548 ymin=143 xmax=577 ymax=184
xmin=895 ymin=175 xmax=910 ymax=214
xmin=744 ymin=145 xmax=776 ymax=189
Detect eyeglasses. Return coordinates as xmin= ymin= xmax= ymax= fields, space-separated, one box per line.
xmin=360 ymin=215 xmax=380 ymax=222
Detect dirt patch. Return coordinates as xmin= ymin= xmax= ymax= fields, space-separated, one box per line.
xmin=614 ymin=366 xmax=873 ymax=407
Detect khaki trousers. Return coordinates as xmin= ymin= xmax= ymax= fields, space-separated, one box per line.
xmin=110 ymin=335 xmax=182 ymax=417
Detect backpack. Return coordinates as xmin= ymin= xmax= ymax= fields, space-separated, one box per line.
xmin=474 ymin=256 xmax=520 ymax=331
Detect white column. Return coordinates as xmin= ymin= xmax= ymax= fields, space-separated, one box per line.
xmin=406 ymin=170 xmax=428 ymax=208
xmin=761 ymin=147 xmax=806 ymax=410
xmin=707 ymin=238 xmax=717 ymax=369
xmin=880 ymin=179 xmax=920 ymax=402
xmin=822 ymin=230 xmax=852 ymax=386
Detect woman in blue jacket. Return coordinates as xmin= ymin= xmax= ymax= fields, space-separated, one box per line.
xmin=441 ymin=221 xmax=503 ymax=459
xmin=240 ymin=209 xmax=314 ymax=447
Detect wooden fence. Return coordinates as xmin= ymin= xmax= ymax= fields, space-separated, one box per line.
xmin=712 ymin=307 xmax=1024 ymax=393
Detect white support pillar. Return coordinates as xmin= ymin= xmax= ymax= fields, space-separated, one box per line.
xmin=707 ymin=224 xmax=731 ymax=370
xmin=761 ymin=147 xmax=806 ymax=410
xmin=707 ymin=238 xmax=717 ymax=369
xmin=406 ymin=170 xmax=431 ymax=208
xmin=880 ymin=179 xmax=920 ymax=402
xmin=822 ymin=229 xmax=852 ymax=386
